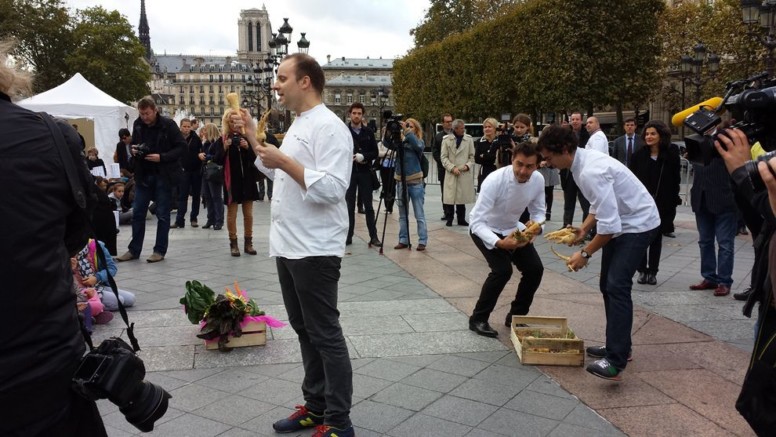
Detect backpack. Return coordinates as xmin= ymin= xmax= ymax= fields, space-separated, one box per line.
xmin=418 ymin=151 xmax=429 ymax=179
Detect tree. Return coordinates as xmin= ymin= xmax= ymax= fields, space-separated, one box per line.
xmin=0 ymin=0 xmax=74 ymax=93
xmin=410 ymin=0 xmax=518 ymax=48
xmin=67 ymin=6 xmax=150 ymax=103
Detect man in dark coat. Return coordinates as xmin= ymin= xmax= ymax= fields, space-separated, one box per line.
xmin=345 ymin=102 xmax=381 ymax=247
xmin=115 ymin=128 xmax=134 ymax=178
xmin=560 ymin=111 xmax=591 ymax=228
xmin=1 ymin=50 xmax=107 ymax=435
xmin=172 ymin=118 xmax=204 ymax=228
xmin=433 ymin=113 xmax=454 ymax=220
xmin=611 ymin=118 xmax=645 ymax=167
xmin=115 ymin=96 xmax=186 ymax=263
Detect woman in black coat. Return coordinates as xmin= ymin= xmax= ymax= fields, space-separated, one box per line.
xmin=629 ymin=120 xmax=681 ymax=285
xmin=474 ymin=117 xmax=498 ymax=192
xmin=212 ymin=115 xmax=261 ymax=257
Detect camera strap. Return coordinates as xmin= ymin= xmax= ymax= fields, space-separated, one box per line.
xmin=41 ymin=113 xmax=141 ymax=353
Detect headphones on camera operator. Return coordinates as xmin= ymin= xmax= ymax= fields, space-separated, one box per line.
xmin=41 ymin=113 xmax=171 ymax=432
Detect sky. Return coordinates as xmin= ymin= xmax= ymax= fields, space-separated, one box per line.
xmin=62 ymin=0 xmax=430 ymax=64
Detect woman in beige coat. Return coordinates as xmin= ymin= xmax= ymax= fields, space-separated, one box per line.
xmin=441 ymin=119 xmax=476 ymax=226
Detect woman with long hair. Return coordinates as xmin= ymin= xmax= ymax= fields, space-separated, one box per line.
xmin=393 ymin=118 xmax=428 ymax=250
xmin=213 ymin=113 xmax=261 ymax=256
xmin=199 ymin=123 xmax=224 ymax=230
xmin=629 ymin=120 xmax=681 ymax=285
xmin=475 ymin=117 xmax=498 ymax=192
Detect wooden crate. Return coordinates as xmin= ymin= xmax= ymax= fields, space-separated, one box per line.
xmin=509 ymin=316 xmax=584 ymax=366
xmin=204 ymin=321 xmax=266 ymax=350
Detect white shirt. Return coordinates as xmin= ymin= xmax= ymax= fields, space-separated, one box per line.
xmin=469 ymin=166 xmax=546 ymax=250
xmin=586 ymin=130 xmax=609 ymax=154
xmin=254 ymin=104 xmax=353 ymax=259
xmin=571 ymin=148 xmax=659 ymax=236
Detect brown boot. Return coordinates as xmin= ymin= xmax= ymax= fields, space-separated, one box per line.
xmin=244 ymin=237 xmax=257 ymax=255
xmin=230 ymin=238 xmax=240 ymax=257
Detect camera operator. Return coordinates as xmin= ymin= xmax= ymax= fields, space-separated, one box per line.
xmin=116 ymin=96 xmax=186 ymax=264
xmin=0 ymin=40 xmax=107 ymax=435
xmin=714 ymin=128 xmax=776 ymax=435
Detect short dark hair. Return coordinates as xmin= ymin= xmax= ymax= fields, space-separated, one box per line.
xmin=284 ymin=53 xmax=325 ymax=95
xmin=624 ymin=117 xmax=636 ymax=124
xmin=137 ymin=96 xmax=156 ymax=110
xmin=442 ymin=113 xmax=453 ymax=122
xmin=348 ymin=102 xmax=365 ymax=114
xmin=537 ymin=125 xmax=578 ymax=155
xmin=512 ymin=141 xmax=538 ymax=159
xmin=180 ymin=118 xmax=191 ymax=126
xmin=118 ymin=128 xmax=130 ymax=139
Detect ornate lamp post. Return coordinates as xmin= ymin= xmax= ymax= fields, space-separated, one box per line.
xmin=372 ymin=87 xmax=389 ymax=132
xmin=266 ymin=18 xmax=309 ymax=132
xmin=679 ymin=42 xmax=720 ymax=103
xmin=741 ymin=0 xmax=776 ymax=77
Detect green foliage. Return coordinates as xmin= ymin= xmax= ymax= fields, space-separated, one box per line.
xmin=180 ymin=280 xmax=216 ymax=324
xmin=395 ymin=0 xmax=664 ymax=126
xmin=410 ymin=0 xmax=519 ymax=48
xmin=2 ymin=0 xmax=150 ymax=100
xmin=67 ymin=6 xmax=151 ymax=103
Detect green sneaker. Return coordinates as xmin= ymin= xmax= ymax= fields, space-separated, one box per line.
xmin=272 ymin=405 xmax=323 ymax=433
xmin=586 ymin=358 xmax=623 ymax=381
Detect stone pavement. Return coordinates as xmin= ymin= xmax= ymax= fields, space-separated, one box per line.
xmin=94 ymin=184 xmax=756 ymax=436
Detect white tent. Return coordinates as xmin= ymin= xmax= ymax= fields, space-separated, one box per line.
xmin=18 ymin=73 xmax=138 ymax=166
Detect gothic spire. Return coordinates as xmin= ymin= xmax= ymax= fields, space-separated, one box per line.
xmin=139 ymin=0 xmax=152 ymax=60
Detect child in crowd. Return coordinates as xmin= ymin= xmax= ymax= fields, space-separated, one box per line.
xmin=74 ymin=239 xmax=136 ymax=311
xmin=71 ymin=256 xmax=112 ymax=328
xmin=108 ymin=182 xmax=133 ymax=225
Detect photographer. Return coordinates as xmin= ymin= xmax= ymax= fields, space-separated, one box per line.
xmin=714 ymin=128 xmax=776 ymax=436
xmin=116 ymin=96 xmax=186 ymax=263
xmin=0 ymin=40 xmax=107 ymax=435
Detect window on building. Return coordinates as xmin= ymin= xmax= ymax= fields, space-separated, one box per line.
xmin=219 ymin=74 xmax=223 ymax=82
xmin=209 ymin=85 xmax=213 ymax=92
xmin=189 ymin=85 xmax=193 ymax=92
xmin=219 ymin=85 xmax=222 ymax=92
xmin=347 ymin=94 xmax=353 ymax=104
xmin=248 ymin=23 xmax=253 ymax=52
xmin=199 ymin=85 xmax=204 ymax=93
xmin=209 ymin=75 xmax=213 ymax=82
xmin=335 ymin=93 xmax=341 ymax=104
xmin=359 ymin=94 xmax=366 ymax=104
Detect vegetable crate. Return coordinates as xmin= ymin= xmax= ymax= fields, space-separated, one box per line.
xmin=509 ymin=316 xmax=584 ymax=367
xmin=204 ymin=321 xmax=266 ymax=350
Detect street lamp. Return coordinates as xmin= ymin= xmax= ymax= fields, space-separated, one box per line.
xmin=372 ymin=87 xmax=389 ymax=131
xmin=265 ymin=18 xmax=309 ymax=132
xmin=740 ymin=0 xmax=776 ymax=77
xmin=678 ymin=41 xmax=720 ymax=103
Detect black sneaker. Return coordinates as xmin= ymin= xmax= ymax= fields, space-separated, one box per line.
xmin=272 ymin=405 xmax=323 ymax=433
xmin=586 ymin=358 xmax=623 ymax=381
xmin=312 ymin=425 xmax=355 ymax=437
xmin=586 ymin=345 xmax=633 ymax=361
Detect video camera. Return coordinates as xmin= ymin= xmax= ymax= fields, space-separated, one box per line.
xmin=680 ymin=72 xmax=776 ymax=190
xmin=493 ymin=123 xmax=530 ymax=166
xmin=383 ymin=110 xmax=405 ymax=150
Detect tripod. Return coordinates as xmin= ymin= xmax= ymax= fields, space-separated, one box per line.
xmin=377 ymin=128 xmax=411 ymax=254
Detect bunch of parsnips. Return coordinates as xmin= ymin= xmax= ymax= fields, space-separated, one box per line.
xmin=510 ymin=221 xmax=544 ymax=243
xmin=224 ymin=92 xmax=271 ymax=143
xmin=544 ymin=227 xmax=583 ymax=272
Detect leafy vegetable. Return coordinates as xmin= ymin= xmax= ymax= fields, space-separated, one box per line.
xmin=180 ymin=280 xmax=216 ymax=324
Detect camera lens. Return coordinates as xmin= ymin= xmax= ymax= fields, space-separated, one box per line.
xmin=745 ymin=150 xmax=776 ymax=193
xmin=119 ymin=381 xmax=172 ymax=432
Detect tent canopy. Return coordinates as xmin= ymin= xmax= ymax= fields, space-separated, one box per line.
xmin=18 ymin=73 xmax=138 ymax=167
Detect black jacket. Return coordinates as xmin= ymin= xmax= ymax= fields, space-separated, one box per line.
xmin=129 ymin=113 xmax=186 ymax=181
xmin=181 ymin=132 xmax=204 ymax=172
xmin=690 ymin=158 xmax=736 ymax=215
xmin=0 ymin=93 xmax=94 ymax=427
xmin=212 ymin=135 xmax=260 ymax=204
xmin=629 ymin=146 xmax=681 ymax=233
xmin=349 ymin=124 xmax=377 ymax=173
xmin=432 ymin=129 xmax=449 ymax=163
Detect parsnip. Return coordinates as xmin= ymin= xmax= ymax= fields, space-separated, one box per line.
xmin=225 ymin=92 xmax=244 ymax=134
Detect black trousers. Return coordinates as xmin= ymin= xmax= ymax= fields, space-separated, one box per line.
xmin=469 ymin=232 xmax=544 ymax=322
xmin=545 ymin=186 xmax=555 ymax=216
xmin=561 ymin=170 xmax=590 ymax=227
xmin=638 ymin=231 xmax=663 ymax=274
xmin=443 ymin=204 xmax=466 ymax=222
xmin=436 ymin=158 xmax=446 ymax=214
xmin=346 ymin=170 xmax=378 ymax=240
xmin=379 ymin=166 xmax=395 ymax=212
xmin=277 ymin=256 xmax=352 ymax=428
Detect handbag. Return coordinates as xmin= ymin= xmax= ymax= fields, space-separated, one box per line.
xmin=204 ymin=160 xmax=223 ymax=183
xmin=370 ymin=169 xmax=381 ymax=191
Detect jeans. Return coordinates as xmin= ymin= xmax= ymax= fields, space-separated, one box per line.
xmin=396 ymin=182 xmax=428 ymax=245
xmin=599 ymin=227 xmax=658 ymax=369
xmin=695 ymin=203 xmax=736 ymax=286
xmin=201 ymin=178 xmax=224 ymax=226
xmin=129 ymin=174 xmax=172 ymax=256
xmin=276 ymin=256 xmax=352 ymax=428
xmin=346 ymin=170 xmax=378 ymax=240
xmin=175 ymin=170 xmax=202 ymax=225
xmin=470 ymin=232 xmax=544 ymax=322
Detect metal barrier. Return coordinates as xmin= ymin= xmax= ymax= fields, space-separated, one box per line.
xmin=680 ymin=157 xmax=693 ymax=206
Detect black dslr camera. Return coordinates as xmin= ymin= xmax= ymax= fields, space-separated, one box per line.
xmin=493 ymin=123 xmax=530 ymax=166
xmin=231 ymin=132 xmax=242 ymax=149
xmin=132 ymin=143 xmax=151 ymax=159
xmin=73 ymin=337 xmax=171 ymax=432
xmin=383 ymin=110 xmax=405 ymax=150
xmin=683 ymin=72 xmax=776 ymax=191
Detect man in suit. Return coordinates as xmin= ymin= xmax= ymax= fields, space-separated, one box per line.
xmin=561 ymin=111 xmax=590 ymax=228
xmin=611 ymin=118 xmax=644 ymax=167
xmin=433 ymin=114 xmax=454 ymax=220
xmin=689 ymin=158 xmax=737 ymax=297
xmin=115 ymin=128 xmax=134 ymax=178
